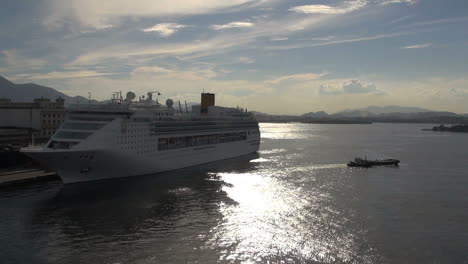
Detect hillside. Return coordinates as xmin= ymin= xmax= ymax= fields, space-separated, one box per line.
xmin=0 ymin=76 xmax=91 ymax=104
xmin=334 ymin=105 xmax=432 ymax=117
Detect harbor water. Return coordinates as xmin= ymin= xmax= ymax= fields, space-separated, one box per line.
xmin=1 ymin=123 xmax=467 ymax=263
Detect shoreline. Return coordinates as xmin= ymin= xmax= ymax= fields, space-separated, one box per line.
xmin=0 ymin=168 xmax=59 ymax=187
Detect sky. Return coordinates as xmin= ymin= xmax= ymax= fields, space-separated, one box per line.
xmin=0 ymin=0 xmax=467 ymax=114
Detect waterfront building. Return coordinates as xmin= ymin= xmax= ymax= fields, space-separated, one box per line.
xmin=0 ymin=97 xmax=66 ymax=143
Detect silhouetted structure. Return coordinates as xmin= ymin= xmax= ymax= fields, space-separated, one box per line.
xmin=430 ymin=124 xmax=468 ymax=133
xmin=0 ymin=97 xmax=66 ymax=143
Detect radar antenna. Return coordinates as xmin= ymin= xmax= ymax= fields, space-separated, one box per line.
xmin=147 ymin=91 xmax=161 ymax=102
xmin=126 ymin=91 xmax=136 ymax=102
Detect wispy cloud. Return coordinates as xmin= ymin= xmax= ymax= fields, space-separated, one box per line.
xmin=69 ymin=14 xmax=335 ymax=65
xmin=388 ymin=15 xmax=415 ymax=25
xmin=237 ymin=57 xmax=255 ymax=64
xmin=69 ymin=38 xmax=247 ymax=66
xmin=381 ymin=0 xmax=417 ymax=5
xmin=142 ymin=23 xmax=187 ymax=37
xmin=270 ymin=37 xmax=288 ymax=41
xmin=46 ymin=0 xmax=268 ymax=29
xmin=289 ymin=0 xmax=366 ymax=15
xmin=402 ymin=43 xmax=432 ymax=49
xmin=1 ymin=50 xmax=47 ymax=69
xmin=268 ymin=32 xmax=409 ymax=51
xmin=319 ymin=80 xmax=385 ymax=95
xmin=406 ymin=16 xmax=468 ymax=28
xmin=132 ymin=66 xmax=217 ymax=80
xmin=266 ymin=72 xmax=326 ymax=85
xmin=12 ymin=71 xmax=115 ymax=80
xmin=211 ymin=21 xmax=255 ymax=30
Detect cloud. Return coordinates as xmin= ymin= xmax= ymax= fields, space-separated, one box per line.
xmin=69 ymin=38 xmax=246 ymax=66
xmin=381 ymin=0 xmax=417 ymax=5
xmin=379 ymin=78 xmax=468 ymax=112
xmin=267 ymin=32 xmax=409 ymax=51
xmin=266 ymin=72 xmax=326 ymax=85
xmin=142 ymin=23 xmax=187 ymax=37
xmin=402 ymin=43 xmax=431 ymax=49
xmin=36 ymin=65 xmax=272 ymax=105
xmin=67 ymin=13 xmax=334 ymax=66
xmin=131 ymin=66 xmax=217 ymax=80
xmin=1 ymin=50 xmax=47 ymax=69
xmin=450 ymin=88 xmax=468 ymax=99
xmin=211 ymin=21 xmax=255 ymax=30
xmin=270 ymin=37 xmax=288 ymax=41
xmin=406 ymin=16 xmax=468 ymax=28
xmin=46 ymin=0 xmax=267 ymax=29
xmin=343 ymin=80 xmax=380 ymax=93
xmin=319 ymin=80 xmax=385 ymax=95
xmin=64 ymin=3 xmax=360 ymax=67
xmin=318 ymin=85 xmax=342 ymax=95
xmin=237 ymin=57 xmax=255 ymax=64
xmin=388 ymin=15 xmax=415 ymax=25
xmin=289 ymin=0 xmax=366 ymax=15
xmin=12 ymin=71 xmax=116 ymax=80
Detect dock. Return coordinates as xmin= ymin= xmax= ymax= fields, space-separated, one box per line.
xmin=0 ymin=168 xmax=59 ymax=187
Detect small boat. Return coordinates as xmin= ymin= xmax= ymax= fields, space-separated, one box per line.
xmin=347 ymin=157 xmax=400 ymax=167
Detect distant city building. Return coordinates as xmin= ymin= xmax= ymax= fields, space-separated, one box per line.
xmin=0 ymin=97 xmax=66 ymax=143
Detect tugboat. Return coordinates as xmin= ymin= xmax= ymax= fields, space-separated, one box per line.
xmin=347 ymin=157 xmax=400 ymax=167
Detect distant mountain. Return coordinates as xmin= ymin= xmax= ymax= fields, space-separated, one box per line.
xmin=251 ymin=111 xmax=269 ymax=116
xmin=301 ymin=106 xmax=436 ymax=119
xmin=302 ymin=111 xmax=329 ymax=118
xmin=0 ymin=76 xmax=15 ymax=90
xmin=364 ymin=105 xmax=431 ymax=114
xmin=334 ymin=105 xmax=433 ymax=118
xmin=0 ymin=75 xmax=92 ymax=104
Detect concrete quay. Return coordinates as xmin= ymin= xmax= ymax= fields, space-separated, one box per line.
xmin=0 ymin=168 xmax=59 ymax=187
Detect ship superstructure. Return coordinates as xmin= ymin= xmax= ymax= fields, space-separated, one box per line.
xmin=22 ymin=92 xmax=260 ymax=183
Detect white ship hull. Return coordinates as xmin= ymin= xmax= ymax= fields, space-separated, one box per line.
xmin=25 ymin=139 xmax=259 ymax=184
xmin=22 ymin=92 xmax=260 ymax=184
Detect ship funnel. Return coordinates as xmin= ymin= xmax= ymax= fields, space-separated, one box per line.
xmin=200 ymin=93 xmax=215 ymax=114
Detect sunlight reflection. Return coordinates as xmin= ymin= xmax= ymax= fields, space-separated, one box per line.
xmin=259 ymin=123 xmax=326 ymax=140
xmin=204 ymin=123 xmax=384 ymax=263
xmin=209 ymin=165 xmax=382 ymax=263
xmin=249 ymin=158 xmax=269 ymax=163
xmin=258 ymin=148 xmax=287 ymax=155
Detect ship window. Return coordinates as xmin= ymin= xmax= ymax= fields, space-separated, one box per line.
xmin=158 ymin=132 xmax=247 ymax=151
xmin=69 ymin=117 xmax=114 ymax=121
xmin=47 ymin=141 xmax=79 ymax=149
xmin=62 ymin=122 xmax=106 ymax=130
xmin=55 ymin=131 xmax=93 ymax=139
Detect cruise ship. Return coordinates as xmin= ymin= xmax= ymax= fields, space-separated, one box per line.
xmin=22 ymin=92 xmax=260 ymax=184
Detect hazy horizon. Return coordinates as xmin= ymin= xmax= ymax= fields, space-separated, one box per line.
xmin=1 ymin=0 xmax=467 ymax=114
